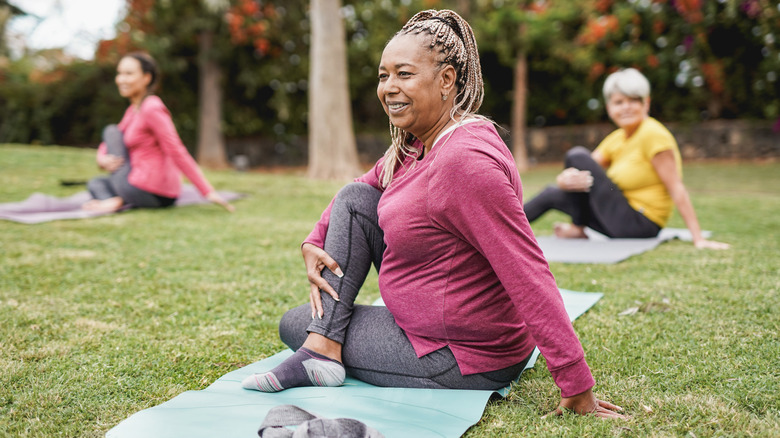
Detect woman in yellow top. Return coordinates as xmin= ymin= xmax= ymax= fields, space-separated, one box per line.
xmin=524 ymin=68 xmax=728 ymax=249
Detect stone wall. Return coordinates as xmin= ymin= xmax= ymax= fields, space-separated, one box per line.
xmin=518 ymin=119 xmax=779 ymax=164
xmin=225 ymin=119 xmax=779 ymax=168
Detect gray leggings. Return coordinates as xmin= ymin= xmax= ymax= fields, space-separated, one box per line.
xmin=524 ymin=146 xmax=661 ymax=238
xmin=280 ymin=183 xmax=530 ymax=390
xmin=87 ymin=125 xmax=175 ymax=208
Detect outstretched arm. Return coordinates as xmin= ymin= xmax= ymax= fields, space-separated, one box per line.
xmin=652 ymin=150 xmax=729 ymax=249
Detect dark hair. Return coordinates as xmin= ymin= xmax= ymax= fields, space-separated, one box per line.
xmin=123 ymin=52 xmax=160 ymax=92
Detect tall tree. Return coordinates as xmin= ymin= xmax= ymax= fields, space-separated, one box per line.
xmin=307 ymin=0 xmax=361 ymax=179
xmin=511 ymin=39 xmax=529 ymax=172
xmin=0 ymin=0 xmax=26 ymax=59
xmin=480 ymin=1 xmax=581 ymax=171
xmin=196 ymin=0 xmax=231 ymax=169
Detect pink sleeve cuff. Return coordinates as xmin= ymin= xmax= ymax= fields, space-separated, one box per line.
xmin=550 ymin=356 xmax=596 ymax=398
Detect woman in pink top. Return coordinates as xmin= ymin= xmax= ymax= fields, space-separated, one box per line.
xmin=83 ymin=52 xmax=233 ymax=213
xmin=242 ymin=10 xmax=624 ymax=419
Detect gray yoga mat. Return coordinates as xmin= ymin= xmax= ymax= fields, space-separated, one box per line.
xmin=0 ymin=185 xmax=244 ymax=224
xmin=535 ymin=228 xmax=711 ymax=264
xmin=106 ymin=289 xmax=602 ymax=438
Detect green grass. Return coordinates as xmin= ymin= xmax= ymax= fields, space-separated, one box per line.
xmin=1 ymin=144 xmax=778 ymax=437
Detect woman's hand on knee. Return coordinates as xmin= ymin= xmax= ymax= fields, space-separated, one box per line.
xmin=97 ymin=154 xmax=124 ymax=172
xmin=302 ymin=243 xmax=343 ymax=319
xmin=556 ymin=168 xmax=593 ymax=192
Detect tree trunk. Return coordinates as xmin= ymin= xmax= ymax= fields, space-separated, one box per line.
xmin=511 ymin=51 xmax=530 ymax=173
xmin=307 ymin=0 xmax=361 ymax=180
xmin=196 ymin=29 xmax=229 ymax=169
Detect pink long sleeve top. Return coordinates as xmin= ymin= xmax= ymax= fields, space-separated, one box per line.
xmin=305 ymin=121 xmax=595 ymax=397
xmin=96 ymin=95 xmax=214 ymax=199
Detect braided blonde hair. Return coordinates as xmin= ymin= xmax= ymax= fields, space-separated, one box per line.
xmin=379 ymin=9 xmax=484 ymax=188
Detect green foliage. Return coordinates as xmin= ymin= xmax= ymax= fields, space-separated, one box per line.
xmin=0 ymin=59 xmax=124 ymax=145
xmin=1 ymin=145 xmax=779 ymax=436
xmin=133 ymin=0 xmax=312 ymax=148
xmin=1 ymin=0 xmax=777 ymax=148
xmin=476 ymin=0 xmax=780 ymax=125
xmin=342 ymin=0 xmax=431 ymax=133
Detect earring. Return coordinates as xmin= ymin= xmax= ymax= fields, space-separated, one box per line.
xmin=442 ymin=94 xmax=448 ymax=101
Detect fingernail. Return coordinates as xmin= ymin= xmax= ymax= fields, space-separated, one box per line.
xmin=334 ymin=296 xmax=340 ymax=302
xmin=311 ymin=313 xmax=316 ymax=320
xmin=335 ymin=268 xmax=344 ymax=278
xmin=318 ymin=312 xmax=323 ymax=319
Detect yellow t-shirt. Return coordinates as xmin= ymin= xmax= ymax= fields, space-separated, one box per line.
xmin=594 ymin=117 xmax=682 ymax=227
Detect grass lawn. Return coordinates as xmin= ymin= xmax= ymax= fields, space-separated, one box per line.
xmin=1 ymin=144 xmax=778 ymax=437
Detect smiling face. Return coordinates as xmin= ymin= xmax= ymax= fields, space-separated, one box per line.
xmin=605 ymin=91 xmax=650 ymax=132
xmin=115 ymin=56 xmax=151 ymax=103
xmin=377 ymin=34 xmax=455 ymax=143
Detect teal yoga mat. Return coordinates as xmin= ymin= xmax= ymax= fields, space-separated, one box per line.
xmin=106 ymin=289 xmax=602 ymax=438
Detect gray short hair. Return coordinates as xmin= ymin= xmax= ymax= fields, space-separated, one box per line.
xmin=603 ymin=68 xmax=650 ymax=101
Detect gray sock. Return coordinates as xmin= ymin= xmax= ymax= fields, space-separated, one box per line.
xmin=241 ymin=348 xmax=345 ymax=392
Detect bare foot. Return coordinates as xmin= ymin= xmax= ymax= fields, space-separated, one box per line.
xmin=82 ymin=197 xmax=124 ymax=213
xmin=553 ymin=222 xmax=588 ymax=239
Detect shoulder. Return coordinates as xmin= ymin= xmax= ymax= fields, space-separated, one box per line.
xmin=138 ymin=95 xmax=170 ymax=116
xmin=438 ymin=121 xmax=506 ymax=160
xmin=639 ymin=118 xmax=675 ymax=140
xmin=637 ymin=118 xmax=678 ymax=157
xmin=431 ymin=121 xmax=514 ymax=178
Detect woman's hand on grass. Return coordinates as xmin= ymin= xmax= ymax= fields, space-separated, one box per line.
xmin=302 ymin=243 xmax=343 ymax=319
xmin=545 ymin=388 xmax=628 ymax=420
xmin=206 ymin=191 xmax=235 ymax=212
xmin=693 ymin=238 xmax=730 ymax=250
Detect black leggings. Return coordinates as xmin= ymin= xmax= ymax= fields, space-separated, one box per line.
xmin=524 ymin=146 xmax=661 ymax=238
xmin=87 ymin=125 xmax=175 ymax=208
xmin=279 ymin=182 xmax=531 ymax=390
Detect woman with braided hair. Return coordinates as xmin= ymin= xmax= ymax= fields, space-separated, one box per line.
xmin=243 ymin=10 xmax=625 ymax=419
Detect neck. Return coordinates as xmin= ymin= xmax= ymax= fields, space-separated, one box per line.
xmin=623 ymin=116 xmax=647 ymax=138
xmin=416 ymin=112 xmax=456 ymax=154
xmin=129 ymin=93 xmax=147 ymax=109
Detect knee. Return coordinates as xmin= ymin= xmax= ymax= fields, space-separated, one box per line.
xmin=564 ymin=146 xmax=593 ymax=169
xmin=333 ymin=182 xmax=380 ymax=211
xmin=102 ymin=124 xmax=120 ymax=140
xmin=336 ymin=182 xmax=377 ymax=202
xmin=279 ymin=306 xmax=310 ymax=350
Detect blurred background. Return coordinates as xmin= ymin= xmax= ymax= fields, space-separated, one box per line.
xmin=1 ymin=0 xmax=778 ymax=170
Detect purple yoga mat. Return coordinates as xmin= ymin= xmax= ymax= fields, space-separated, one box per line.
xmin=0 ymin=185 xmax=243 ymax=224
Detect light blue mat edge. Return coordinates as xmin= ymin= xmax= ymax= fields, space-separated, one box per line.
xmin=537 ymin=228 xmax=712 ymax=264
xmin=106 ymin=289 xmax=602 ymax=438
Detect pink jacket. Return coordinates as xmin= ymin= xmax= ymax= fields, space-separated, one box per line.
xmin=97 ymin=96 xmax=213 ymax=198
xmin=305 ymin=121 xmax=595 ymax=398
